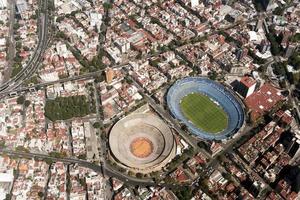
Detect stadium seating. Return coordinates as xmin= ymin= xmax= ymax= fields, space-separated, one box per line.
xmin=167 ymin=77 xmax=244 ymax=140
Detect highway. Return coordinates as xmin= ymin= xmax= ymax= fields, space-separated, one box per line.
xmin=0 ymin=0 xmax=49 ymax=93
xmin=0 ymin=69 xmax=105 ymax=97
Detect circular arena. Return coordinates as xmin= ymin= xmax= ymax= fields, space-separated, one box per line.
xmin=109 ymin=113 xmax=176 ymax=172
xmin=167 ymin=77 xmax=244 ymax=140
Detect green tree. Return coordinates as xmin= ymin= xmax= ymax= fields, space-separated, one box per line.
xmin=136 ymin=173 xmax=143 ymax=179
xmin=289 ymin=52 xmax=300 ymax=70
xmin=272 ymin=62 xmax=287 ymax=76
xmin=45 ymin=95 xmax=90 ymax=121
xmin=38 ymin=192 xmax=44 ymax=198
xmin=273 ymin=7 xmax=285 ymax=15
xmin=103 ymin=2 xmax=113 ymax=10
xmin=24 ymin=100 xmax=31 ymax=107
xmin=13 ymin=23 xmax=20 ymax=30
xmin=17 ymin=96 xmax=25 ymax=104
xmin=174 ymin=186 xmax=193 ymax=200
xmin=208 ymin=70 xmax=217 ymax=80
xmin=93 ymin=122 xmax=101 ymax=128
xmin=290 ymin=33 xmax=300 ymax=42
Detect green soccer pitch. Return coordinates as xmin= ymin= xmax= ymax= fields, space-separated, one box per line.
xmin=180 ymin=93 xmax=228 ymax=134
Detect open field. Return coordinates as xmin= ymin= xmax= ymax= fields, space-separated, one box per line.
xmin=180 ymin=93 xmax=228 ymax=133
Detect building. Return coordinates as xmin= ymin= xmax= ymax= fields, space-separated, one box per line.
xmin=236 ymin=76 xmax=256 ymax=98
xmin=105 ymin=67 xmax=115 ymax=84
xmin=245 ymin=83 xmax=285 ymax=122
xmin=0 ymin=169 xmax=14 ymax=200
xmin=191 ymin=0 xmax=199 ymax=7
xmin=16 ymin=0 xmax=28 ymax=19
xmin=281 ymin=30 xmax=291 ymax=49
xmin=260 ymin=39 xmax=271 ymax=54
xmin=115 ymin=38 xmax=130 ymax=54
xmin=0 ymin=0 xmax=7 ymax=9
xmin=255 ymin=19 xmax=263 ymax=31
xmin=236 ymin=48 xmax=248 ymax=61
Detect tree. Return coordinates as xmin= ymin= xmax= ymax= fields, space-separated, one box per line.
xmin=128 ymin=171 xmax=135 ymax=177
xmin=208 ymin=70 xmax=217 ymax=80
xmin=273 ymin=7 xmax=284 ymax=15
xmin=252 ymin=0 xmax=264 ymax=11
xmin=93 ymin=122 xmax=101 ymax=129
xmin=23 ymin=46 xmax=30 ymax=51
xmin=0 ymin=140 xmax=5 ymax=148
xmin=289 ymin=52 xmax=300 ymax=70
xmin=290 ymin=33 xmax=300 ymax=42
xmin=272 ymin=62 xmax=287 ymax=77
xmin=17 ymin=96 xmax=25 ymax=104
xmin=13 ymin=23 xmax=20 ymax=30
xmin=45 ymin=95 xmax=90 ymax=121
xmin=24 ymin=100 xmax=31 ymax=107
xmin=103 ymin=2 xmax=113 ymax=10
xmin=174 ymin=186 xmax=193 ymax=200
xmin=136 ymin=173 xmax=143 ymax=179
xmin=267 ymin=26 xmax=283 ymax=56
xmin=38 ymin=192 xmax=44 ymax=198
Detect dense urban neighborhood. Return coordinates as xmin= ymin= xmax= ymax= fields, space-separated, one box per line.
xmin=0 ymin=0 xmax=299 ymax=199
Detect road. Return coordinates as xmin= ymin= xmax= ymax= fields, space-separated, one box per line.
xmin=0 ymin=69 xmax=106 ymax=97
xmin=0 ymin=148 xmax=185 ymax=188
xmin=0 ymin=0 xmax=49 ymax=94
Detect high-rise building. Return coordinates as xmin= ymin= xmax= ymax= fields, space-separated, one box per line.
xmin=105 ymin=67 xmax=115 ymax=84
xmin=191 ymin=0 xmax=199 ymax=7
xmin=236 ymin=48 xmax=248 ymax=61
xmin=236 ymin=76 xmax=257 ymax=98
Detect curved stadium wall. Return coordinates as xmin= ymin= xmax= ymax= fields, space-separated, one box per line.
xmin=167 ymin=77 xmax=244 ymax=140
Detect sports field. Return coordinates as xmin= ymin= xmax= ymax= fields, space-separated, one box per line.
xmin=180 ymin=93 xmax=228 ymax=133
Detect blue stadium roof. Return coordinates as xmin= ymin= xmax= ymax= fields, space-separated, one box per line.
xmin=167 ymin=77 xmax=244 ymax=140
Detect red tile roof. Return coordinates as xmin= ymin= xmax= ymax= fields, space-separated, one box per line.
xmin=245 ymin=84 xmax=284 ymax=121
xmin=240 ymin=76 xmax=256 ymax=88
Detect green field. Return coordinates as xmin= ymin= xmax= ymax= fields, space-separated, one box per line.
xmin=180 ymin=93 xmax=228 ymax=133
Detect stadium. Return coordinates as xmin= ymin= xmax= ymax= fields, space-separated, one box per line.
xmin=109 ymin=113 xmax=176 ymax=173
xmin=167 ymin=77 xmax=244 ymax=140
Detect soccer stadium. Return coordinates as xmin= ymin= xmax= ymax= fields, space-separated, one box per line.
xmin=167 ymin=77 xmax=244 ymax=140
xmin=109 ymin=113 xmax=176 ymax=173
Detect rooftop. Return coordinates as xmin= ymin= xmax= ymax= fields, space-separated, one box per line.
xmin=240 ymin=76 xmax=256 ymax=88
xmin=245 ymin=83 xmax=285 ymax=121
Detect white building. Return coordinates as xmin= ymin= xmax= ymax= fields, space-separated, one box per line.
xmin=114 ymin=38 xmax=130 ymax=54
xmin=191 ymin=0 xmax=199 ymax=8
xmin=0 ymin=0 xmax=7 ymax=9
